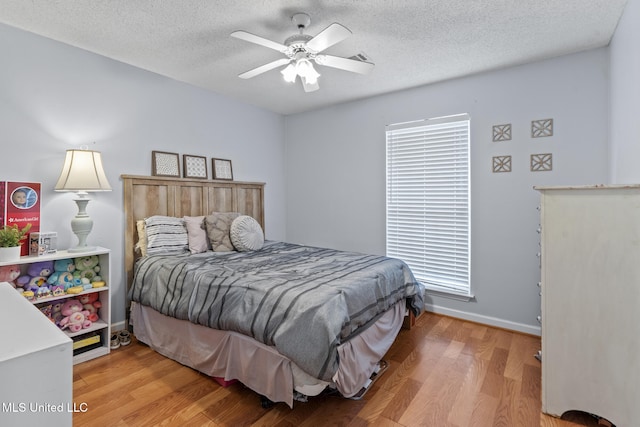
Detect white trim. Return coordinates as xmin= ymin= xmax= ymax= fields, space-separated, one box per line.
xmin=110 ymin=320 xmax=127 ymax=333
xmin=424 ymin=303 xmax=541 ymax=336
xmin=424 ymin=287 xmax=475 ymax=302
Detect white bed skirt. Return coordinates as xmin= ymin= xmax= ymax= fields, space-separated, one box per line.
xmin=130 ymin=301 xmax=404 ymax=407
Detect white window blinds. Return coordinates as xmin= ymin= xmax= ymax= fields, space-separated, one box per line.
xmin=386 ymin=114 xmax=470 ymax=296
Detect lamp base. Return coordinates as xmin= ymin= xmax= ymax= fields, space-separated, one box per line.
xmin=70 ymin=195 xmax=94 ymax=252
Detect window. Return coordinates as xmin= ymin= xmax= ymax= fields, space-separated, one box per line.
xmin=386 ymin=114 xmax=471 ymax=297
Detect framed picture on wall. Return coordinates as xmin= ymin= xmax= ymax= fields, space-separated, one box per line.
xmin=152 ymin=151 xmax=180 ymax=177
xmin=212 ymin=158 xmax=233 ymax=180
xmin=183 ymin=154 xmax=208 ymax=179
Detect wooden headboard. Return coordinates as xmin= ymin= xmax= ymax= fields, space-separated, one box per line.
xmin=122 ymin=175 xmax=265 ymax=288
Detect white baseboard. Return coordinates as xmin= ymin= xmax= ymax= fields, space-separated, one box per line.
xmin=424 ymin=303 xmax=541 ymax=336
xmin=111 ymin=320 xmax=127 ymax=333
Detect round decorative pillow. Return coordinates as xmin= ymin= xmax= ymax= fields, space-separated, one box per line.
xmin=230 ymin=215 xmax=264 ymax=251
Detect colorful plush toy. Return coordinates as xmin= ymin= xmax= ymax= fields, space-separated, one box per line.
xmin=59 ymin=299 xmax=91 ymax=332
xmin=16 ymin=261 xmax=54 ymax=295
xmin=74 ymin=255 xmax=101 ymax=283
xmin=16 ymin=276 xmax=44 ymax=294
xmin=26 ymin=261 xmax=54 ymax=278
xmin=47 ymin=258 xmax=76 ymax=290
xmin=51 ymin=301 xmax=64 ymax=325
xmin=0 ymin=264 xmax=21 ymax=288
xmin=77 ymin=293 xmax=102 ymax=322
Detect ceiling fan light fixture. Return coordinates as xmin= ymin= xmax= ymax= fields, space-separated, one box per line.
xmin=232 ymin=12 xmax=374 ymax=91
xmin=281 ymin=63 xmax=297 ymax=83
xmin=296 ymin=58 xmax=320 ymax=85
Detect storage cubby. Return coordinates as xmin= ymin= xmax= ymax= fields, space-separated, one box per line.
xmin=0 ymin=246 xmax=111 ymax=364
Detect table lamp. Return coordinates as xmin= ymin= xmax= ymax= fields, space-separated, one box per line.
xmin=54 ymin=149 xmax=112 ymax=252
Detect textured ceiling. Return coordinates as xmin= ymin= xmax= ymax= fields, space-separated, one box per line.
xmin=0 ymin=0 xmax=628 ymax=115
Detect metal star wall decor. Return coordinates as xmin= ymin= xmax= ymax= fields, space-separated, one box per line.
xmin=493 ymin=124 xmax=512 ymax=142
xmin=530 ymin=153 xmax=553 ymax=171
xmin=493 ymin=155 xmax=512 ymax=173
xmin=531 ymin=119 xmax=553 ymax=138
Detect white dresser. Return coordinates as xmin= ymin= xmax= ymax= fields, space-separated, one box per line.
xmin=0 ymin=282 xmax=73 ymax=427
xmin=536 ymin=185 xmax=640 ymax=426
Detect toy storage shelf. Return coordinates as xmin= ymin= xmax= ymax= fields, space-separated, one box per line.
xmin=0 ymin=246 xmax=111 ymax=364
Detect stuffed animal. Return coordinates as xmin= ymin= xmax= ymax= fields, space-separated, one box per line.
xmin=47 ymin=258 xmax=76 ymax=290
xmin=74 ymin=255 xmax=101 ymax=283
xmin=69 ymin=276 xmax=91 ymax=289
xmin=51 ymin=301 xmax=63 ymax=325
xmin=26 ymin=261 xmax=54 ymax=278
xmin=59 ymin=299 xmax=91 ymax=332
xmin=0 ymin=264 xmax=21 ymax=288
xmin=77 ymin=293 xmax=102 ymax=322
xmin=16 ymin=276 xmax=44 ymax=294
xmin=16 ymin=261 xmax=54 ymax=295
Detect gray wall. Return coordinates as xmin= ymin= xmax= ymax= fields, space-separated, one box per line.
xmin=610 ymin=0 xmax=640 ymax=183
xmin=284 ymin=48 xmax=610 ymax=334
xmin=3 ymin=3 xmax=632 ymax=335
xmin=0 ymin=23 xmax=287 ymax=327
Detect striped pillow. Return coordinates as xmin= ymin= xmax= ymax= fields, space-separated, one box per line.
xmin=144 ymin=215 xmax=189 ymax=255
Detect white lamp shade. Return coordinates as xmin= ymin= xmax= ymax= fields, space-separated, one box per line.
xmin=55 ymin=149 xmax=112 ymax=192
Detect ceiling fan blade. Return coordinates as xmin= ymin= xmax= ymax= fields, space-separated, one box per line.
xmin=231 ymin=30 xmax=288 ymax=53
xmin=315 ymin=54 xmax=375 ymax=74
xmin=238 ymin=58 xmax=291 ymax=79
xmin=302 ymin=79 xmax=320 ymax=93
xmin=306 ymin=23 xmax=351 ymax=53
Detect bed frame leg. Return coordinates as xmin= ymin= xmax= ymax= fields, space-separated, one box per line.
xmin=402 ymin=310 xmax=416 ymax=329
xmin=260 ymin=395 xmax=275 ymax=409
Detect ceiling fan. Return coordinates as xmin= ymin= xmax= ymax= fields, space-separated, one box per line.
xmin=231 ymin=13 xmax=374 ymax=92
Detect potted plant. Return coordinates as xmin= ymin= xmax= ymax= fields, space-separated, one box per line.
xmin=0 ymin=223 xmax=31 ymax=262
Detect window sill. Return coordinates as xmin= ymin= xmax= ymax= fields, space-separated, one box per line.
xmin=422 ymin=286 xmax=475 ymax=302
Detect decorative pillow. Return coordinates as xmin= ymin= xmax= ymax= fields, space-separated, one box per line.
xmin=230 ymin=215 xmax=264 ymax=252
xmin=144 ymin=215 xmax=189 ymax=255
xmin=183 ymin=216 xmax=210 ymax=254
xmin=135 ymin=219 xmax=147 ymax=256
xmin=205 ymin=212 xmax=240 ymax=252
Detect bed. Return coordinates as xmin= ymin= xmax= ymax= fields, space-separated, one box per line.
xmin=123 ymin=175 xmax=424 ymax=407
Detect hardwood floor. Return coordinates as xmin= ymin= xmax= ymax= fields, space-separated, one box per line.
xmin=72 ymin=313 xmax=604 ymax=426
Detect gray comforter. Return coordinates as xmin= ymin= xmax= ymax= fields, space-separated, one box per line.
xmin=129 ymin=241 xmax=424 ymax=381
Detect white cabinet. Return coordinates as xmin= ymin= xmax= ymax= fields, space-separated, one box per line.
xmin=0 ymin=282 xmax=73 ymax=427
xmin=536 ymin=185 xmax=640 ymax=427
xmin=0 ymin=246 xmax=111 ymax=364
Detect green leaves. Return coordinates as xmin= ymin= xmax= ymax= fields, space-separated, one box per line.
xmin=0 ymin=223 xmax=32 ymax=247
